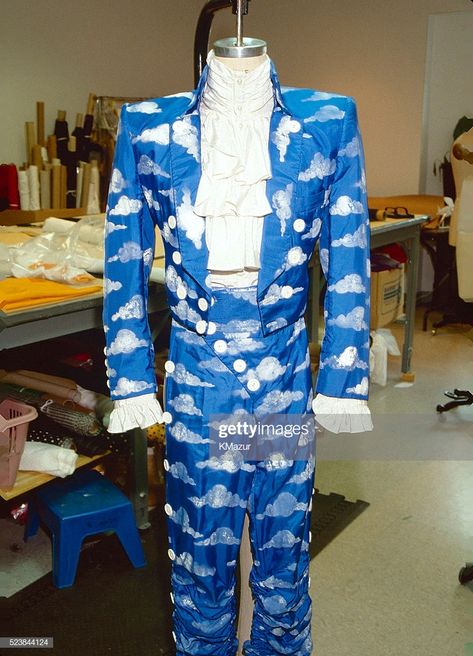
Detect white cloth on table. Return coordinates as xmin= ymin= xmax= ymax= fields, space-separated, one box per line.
xmin=19 ymin=442 xmax=78 ymax=478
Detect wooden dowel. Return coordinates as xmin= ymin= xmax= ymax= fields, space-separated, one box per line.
xmin=31 ymin=144 xmax=42 ymax=169
xmin=25 ymin=122 xmax=35 ymax=165
xmin=36 ymin=101 xmax=45 ymax=146
xmin=47 ymin=135 xmax=57 ymax=161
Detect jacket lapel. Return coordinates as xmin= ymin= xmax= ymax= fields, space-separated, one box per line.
xmin=169 ymin=112 xmax=211 ymax=295
xmin=257 ymin=109 xmax=304 ymax=298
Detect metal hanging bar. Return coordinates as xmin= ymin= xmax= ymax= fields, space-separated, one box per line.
xmin=194 ymin=0 xmax=232 ymax=86
xmin=194 ymin=0 xmax=266 ymax=85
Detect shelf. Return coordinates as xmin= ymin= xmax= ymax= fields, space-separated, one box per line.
xmin=0 ymin=451 xmax=111 ymax=501
xmin=0 ymin=208 xmax=87 ymax=226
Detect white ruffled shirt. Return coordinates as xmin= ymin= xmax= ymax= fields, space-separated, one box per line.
xmin=107 ymin=50 xmax=373 ymax=435
xmin=194 ymin=50 xmax=274 ymax=287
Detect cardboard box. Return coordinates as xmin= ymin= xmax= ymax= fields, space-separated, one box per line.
xmin=370 ymin=266 xmax=403 ymax=329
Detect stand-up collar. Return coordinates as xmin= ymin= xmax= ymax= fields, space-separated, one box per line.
xmin=181 ymin=50 xmax=288 ymax=117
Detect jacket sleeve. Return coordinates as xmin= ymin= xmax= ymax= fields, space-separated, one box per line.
xmin=315 ymin=97 xmax=371 ymax=403
xmin=102 ymin=105 xmax=159 ymax=404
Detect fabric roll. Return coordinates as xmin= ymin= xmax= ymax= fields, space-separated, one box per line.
xmin=87 ymin=163 xmax=100 ymax=214
xmin=76 ymin=163 xmax=84 ymax=208
xmin=42 ymin=217 xmax=75 ymax=234
xmin=39 ymin=399 xmax=103 ymax=436
xmin=5 ymin=164 xmax=20 ymax=210
xmin=18 ymin=170 xmax=30 ymax=210
xmin=27 ymin=415 xmax=109 ymax=457
xmin=76 ymin=220 xmax=105 ymax=246
xmin=40 ymin=169 xmax=51 ymax=209
xmin=51 ymin=164 xmax=61 ymax=209
xmin=27 ymin=165 xmax=40 ymax=211
xmin=0 ymin=370 xmax=81 ymax=402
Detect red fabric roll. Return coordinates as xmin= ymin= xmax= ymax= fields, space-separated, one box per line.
xmin=0 ymin=163 xmax=20 ymax=209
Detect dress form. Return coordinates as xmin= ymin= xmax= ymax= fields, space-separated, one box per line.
xmin=449 ymin=127 xmax=473 ymax=247
xmin=450 ymin=128 xmax=473 ymax=300
xmin=213 ymin=51 xmax=263 ymax=654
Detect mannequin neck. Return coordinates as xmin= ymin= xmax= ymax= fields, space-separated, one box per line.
xmin=214 ymin=53 xmax=268 ymax=72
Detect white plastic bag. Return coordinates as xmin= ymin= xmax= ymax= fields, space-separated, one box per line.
xmin=370 ymin=329 xmax=401 ymax=386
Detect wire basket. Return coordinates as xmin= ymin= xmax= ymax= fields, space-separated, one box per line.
xmin=0 ymin=399 xmax=38 ymax=488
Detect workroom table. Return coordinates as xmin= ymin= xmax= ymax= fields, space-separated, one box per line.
xmin=308 ymin=215 xmax=429 ymax=380
xmin=0 ymin=284 xmax=168 ymax=529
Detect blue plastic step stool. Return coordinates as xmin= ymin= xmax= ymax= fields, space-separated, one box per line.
xmin=24 ymin=468 xmax=146 ymax=588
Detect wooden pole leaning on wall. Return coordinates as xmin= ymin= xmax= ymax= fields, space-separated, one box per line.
xmin=36 ymin=101 xmax=45 ymax=146
xmin=25 ymin=122 xmax=35 ymax=165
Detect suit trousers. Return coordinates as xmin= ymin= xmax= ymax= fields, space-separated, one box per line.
xmin=163 ymin=286 xmax=316 ymax=655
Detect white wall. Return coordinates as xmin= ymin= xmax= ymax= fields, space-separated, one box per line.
xmin=420 ymin=11 xmax=473 ymax=196
xmin=1 ymin=0 xmax=472 ymax=195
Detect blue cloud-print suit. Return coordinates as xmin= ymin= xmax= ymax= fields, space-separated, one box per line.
xmin=103 ymin=58 xmax=370 ymax=655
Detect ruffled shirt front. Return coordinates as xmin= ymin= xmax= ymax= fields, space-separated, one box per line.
xmin=195 ymin=50 xmax=275 ymax=287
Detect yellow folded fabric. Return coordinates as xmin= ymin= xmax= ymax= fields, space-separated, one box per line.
xmin=0 ymin=277 xmax=103 ymax=312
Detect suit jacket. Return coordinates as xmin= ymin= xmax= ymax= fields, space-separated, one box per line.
xmin=103 ymin=59 xmax=371 ymax=403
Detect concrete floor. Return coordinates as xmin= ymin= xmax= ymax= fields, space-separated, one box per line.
xmin=311 ymin=313 xmax=473 ymax=656
xmin=1 ymin=310 xmax=472 ymax=654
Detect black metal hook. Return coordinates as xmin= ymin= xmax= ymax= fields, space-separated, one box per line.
xmin=193 ymin=0 xmax=252 ymax=86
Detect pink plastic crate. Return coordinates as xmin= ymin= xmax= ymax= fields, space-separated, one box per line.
xmin=0 ymin=399 xmax=38 ymax=488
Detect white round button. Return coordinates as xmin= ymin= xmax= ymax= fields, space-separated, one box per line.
xmin=163 ymin=458 xmax=170 ymax=471
xmin=233 ymin=359 xmax=247 ymax=373
xmin=162 ymin=411 xmax=173 ymax=424
xmin=172 ymin=251 xmax=182 ymax=265
xmin=103 ymin=346 xmax=107 ymax=355
xmin=172 ymin=630 xmax=177 ymax=643
xmin=106 ymin=381 xmax=110 ymax=389
xmin=196 ymin=320 xmax=207 ymax=334
xmin=308 ymin=530 xmax=312 ymax=543
xmin=287 ymin=248 xmax=302 ymax=265
xmin=281 ymin=285 xmax=293 ymax=299
xmin=170 ymin=592 xmax=174 ymax=604
xmin=207 ymin=321 xmax=216 ymax=335
xmin=293 ymin=218 xmax=305 ymax=232
xmin=168 ymin=215 xmax=176 ymax=229
xmin=176 ymin=285 xmax=187 ymax=300
xmin=308 ymin=575 xmax=312 ymax=587
xmin=168 ymin=548 xmax=176 ymax=561
xmin=164 ymin=360 xmax=175 ymax=374
xmin=164 ymin=503 xmax=173 ymax=516
xmin=308 ymin=498 xmax=313 ymax=511
xmin=214 ymin=339 xmax=227 ymax=354
xmin=247 ymin=379 xmax=261 ymax=392
xmin=198 ymin=297 xmax=208 ymax=311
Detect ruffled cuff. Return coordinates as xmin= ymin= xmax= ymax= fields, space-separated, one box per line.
xmin=108 ymin=393 xmax=164 ymax=434
xmin=312 ymin=393 xmax=373 ymax=434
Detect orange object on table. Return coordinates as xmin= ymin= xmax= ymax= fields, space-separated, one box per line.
xmin=0 ymin=277 xmax=102 ymax=313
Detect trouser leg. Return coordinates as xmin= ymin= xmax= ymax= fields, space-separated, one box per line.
xmin=242 ymin=458 xmax=315 ymax=656
xmin=164 ymin=322 xmax=254 ymax=656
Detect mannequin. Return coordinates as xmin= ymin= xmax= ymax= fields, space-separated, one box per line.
xmin=449 ymin=127 xmax=473 ymax=247
xmin=210 ymin=49 xmax=272 ymax=652
xmin=450 ymin=128 xmax=473 ymax=301
xmin=103 ymin=44 xmax=372 ymax=655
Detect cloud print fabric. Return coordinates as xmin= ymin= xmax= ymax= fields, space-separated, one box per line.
xmin=102 ymin=51 xmax=371 ymax=656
